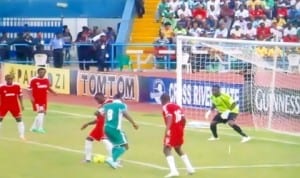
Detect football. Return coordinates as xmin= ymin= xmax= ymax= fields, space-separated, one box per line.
xmin=92 ymin=154 xmax=106 ymax=163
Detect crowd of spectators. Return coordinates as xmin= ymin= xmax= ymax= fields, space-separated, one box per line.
xmin=0 ymin=25 xmax=117 ymax=71
xmin=155 ymin=0 xmax=300 ymax=42
xmin=154 ymin=0 xmax=300 ymax=71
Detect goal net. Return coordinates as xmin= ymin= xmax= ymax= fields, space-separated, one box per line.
xmin=176 ymin=36 xmax=300 ymax=135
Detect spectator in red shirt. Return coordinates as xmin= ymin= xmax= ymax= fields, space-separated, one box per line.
xmin=276 ymin=3 xmax=288 ymax=18
xmin=256 ymin=22 xmax=272 ymax=40
xmin=249 ymin=5 xmax=265 ymax=19
xmin=192 ymin=4 xmax=207 ymax=20
xmin=283 ymin=35 xmax=299 ymax=42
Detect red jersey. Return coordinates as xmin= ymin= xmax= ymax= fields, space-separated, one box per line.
xmin=29 ymin=77 xmax=50 ymax=103
xmin=0 ymin=83 xmax=22 ymax=108
xmin=162 ymin=103 xmax=185 ymax=131
xmin=89 ymin=99 xmax=113 ymax=141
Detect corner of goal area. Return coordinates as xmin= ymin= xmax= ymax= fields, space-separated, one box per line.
xmin=186 ymin=120 xmax=210 ymax=129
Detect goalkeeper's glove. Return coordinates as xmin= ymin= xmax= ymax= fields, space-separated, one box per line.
xmin=221 ymin=110 xmax=231 ymax=120
xmin=205 ymin=110 xmax=211 ymax=120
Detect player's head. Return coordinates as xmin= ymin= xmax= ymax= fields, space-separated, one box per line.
xmin=160 ymin=93 xmax=170 ymax=105
xmin=37 ymin=68 xmax=47 ymax=78
xmin=212 ymin=85 xmax=221 ymax=96
xmin=113 ymin=92 xmax=123 ymax=100
xmin=94 ymin=92 xmax=105 ymax=104
xmin=5 ymin=74 xmax=14 ymax=85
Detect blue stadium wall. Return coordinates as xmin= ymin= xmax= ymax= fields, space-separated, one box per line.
xmin=0 ymin=0 xmax=126 ymax=18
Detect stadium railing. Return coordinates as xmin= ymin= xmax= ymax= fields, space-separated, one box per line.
xmin=0 ymin=42 xmax=292 ymax=72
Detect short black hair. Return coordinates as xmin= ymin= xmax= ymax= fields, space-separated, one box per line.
xmin=37 ymin=68 xmax=46 ymax=73
xmin=94 ymin=92 xmax=104 ymax=98
xmin=113 ymin=92 xmax=123 ymax=99
xmin=160 ymin=93 xmax=170 ymax=102
xmin=212 ymin=85 xmax=220 ymax=89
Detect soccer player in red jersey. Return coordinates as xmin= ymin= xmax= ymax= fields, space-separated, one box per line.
xmin=28 ymin=68 xmax=56 ymax=133
xmin=160 ymin=93 xmax=195 ymax=178
xmin=0 ymin=74 xmax=25 ymax=140
xmin=81 ymin=93 xmax=113 ymax=162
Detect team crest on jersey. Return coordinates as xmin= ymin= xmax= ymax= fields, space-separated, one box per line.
xmin=150 ymin=79 xmax=165 ymax=104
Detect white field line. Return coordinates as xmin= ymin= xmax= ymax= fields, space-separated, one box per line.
xmin=1 ymin=137 xmax=300 ymax=171
xmin=48 ymin=110 xmax=300 ymax=146
xmin=0 ymin=137 xmax=167 ymax=170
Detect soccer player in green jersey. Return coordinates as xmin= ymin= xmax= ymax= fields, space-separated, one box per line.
xmin=99 ymin=93 xmax=139 ymax=168
xmin=205 ymin=85 xmax=251 ymax=143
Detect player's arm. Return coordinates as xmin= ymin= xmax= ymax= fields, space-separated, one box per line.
xmin=205 ymin=104 xmax=216 ymax=120
xmin=19 ymin=94 xmax=24 ymax=110
xmin=165 ymin=114 xmax=173 ymax=136
xmin=48 ymin=87 xmax=57 ymax=95
xmin=123 ymin=111 xmax=138 ymax=130
xmin=230 ymin=102 xmax=237 ymax=111
xmin=81 ymin=119 xmax=97 ymax=130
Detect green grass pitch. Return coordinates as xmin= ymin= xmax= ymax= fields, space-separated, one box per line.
xmin=0 ymin=101 xmax=300 ymax=178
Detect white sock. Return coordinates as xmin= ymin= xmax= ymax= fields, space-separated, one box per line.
xmin=166 ymin=155 xmax=178 ymax=173
xmin=37 ymin=113 xmax=45 ymax=130
xmin=102 ymin=139 xmax=113 ymax=158
xmin=31 ymin=113 xmax=44 ymax=130
xmin=181 ymin=154 xmax=194 ymax=173
xmin=17 ymin=121 xmax=25 ymax=138
xmin=84 ymin=140 xmax=93 ymax=161
xmin=31 ymin=115 xmax=39 ymax=130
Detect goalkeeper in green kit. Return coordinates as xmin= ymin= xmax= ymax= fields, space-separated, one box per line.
xmin=205 ymin=85 xmax=251 ymax=143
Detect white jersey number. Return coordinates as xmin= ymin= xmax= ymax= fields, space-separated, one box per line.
xmin=174 ymin=110 xmax=183 ymax=123
xmin=106 ymin=109 xmax=113 ymax=121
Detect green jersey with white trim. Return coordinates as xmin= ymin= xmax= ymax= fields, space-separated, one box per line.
xmin=99 ymin=100 xmax=127 ymax=130
xmin=211 ymin=93 xmax=239 ymax=114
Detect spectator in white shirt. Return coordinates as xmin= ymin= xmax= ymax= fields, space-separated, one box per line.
xmin=283 ymin=23 xmax=297 ymax=37
xmin=214 ymin=22 xmax=228 ymax=38
xmin=207 ymin=5 xmax=219 ymax=29
xmin=188 ymin=21 xmax=204 ymax=37
xmin=232 ymin=16 xmax=248 ymax=30
xmin=230 ymin=25 xmax=244 ymax=39
xmin=270 ymin=22 xmax=283 ymax=41
xmin=259 ymin=15 xmax=272 ymax=27
xmin=177 ymin=3 xmax=192 ymax=18
xmin=207 ymin=0 xmax=221 ymax=14
xmin=244 ymin=22 xmax=257 ymax=40
xmin=235 ymin=4 xmax=249 ymax=19
xmin=168 ymin=0 xmax=180 ymax=15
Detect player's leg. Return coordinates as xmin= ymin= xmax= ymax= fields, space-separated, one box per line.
xmin=208 ymin=114 xmax=223 ymax=140
xmin=104 ymin=127 xmax=127 ymax=168
xmin=174 ymin=146 xmax=195 ymax=175
xmin=84 ymin=136 xmax=94 ymax=162
xmin=15 ymin=117 xmax=25 ymax=140
xmin=0 ymin=118 xmax=3 ymax=130
xmin=101 ymin=138 xmax=113 ymax=158
xmin=227 ymin=113 xmax=251 ymax=143
xmin=163 ymin=145 xmax=179 ymax=177
xmin=172 ymin=128 xmax=195 ymax=174
xmin=10 ymin=107 xmax=25 ymax=140
xmin=0 ymin=107 xmax=8 ymax=130
xmin=31 ymin=103 xmax=46 ymax=133
xmin=163 ymin=133 xmax=180 ymax=177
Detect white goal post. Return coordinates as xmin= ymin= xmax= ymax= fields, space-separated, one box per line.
xmin=176 ymin=36 xmax=300 ymax=135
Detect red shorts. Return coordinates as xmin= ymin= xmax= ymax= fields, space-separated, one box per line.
xmin=0 ymin=106 xmax=21 ymax=118
xmin=164 ymin=127 xmax=184 ymax=147
xmin=89 ymin=123 xmax=106 ymax=141
xmin=32 ymin=101 xmax=47 ymax=112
